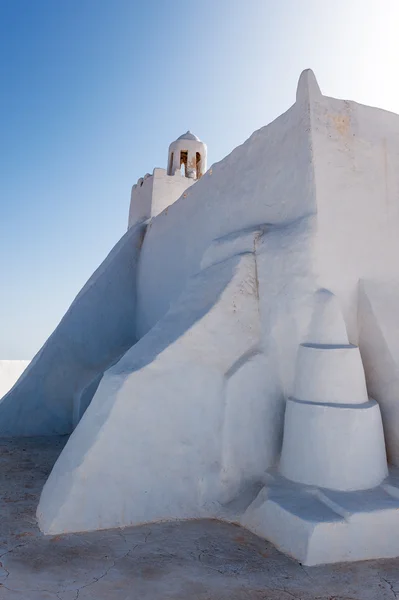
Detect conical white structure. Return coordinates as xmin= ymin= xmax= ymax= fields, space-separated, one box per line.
xmin=279 ymin=289 xmax=388 ymax=491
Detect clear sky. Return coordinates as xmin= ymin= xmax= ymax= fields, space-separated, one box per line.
xmin=1 ymin=0 xmax=398 ymax=359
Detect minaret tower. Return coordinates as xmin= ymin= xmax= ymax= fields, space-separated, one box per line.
xmin=128 ymin=131 xmax=207 ymax=229
xmin=167 ymin=131 xmax=207 ymax=179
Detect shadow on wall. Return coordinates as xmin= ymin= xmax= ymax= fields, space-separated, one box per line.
xmin=0 ymin=223 xmax=245 ymax=439
xmin=37 ymin=244 xmax=284 ymax=535
xmin=41 ymin=253 xmax=247 ymax=486
xmin=113 ymin=253 xmax=243 ymax=374
xmin=71 ymin=252 xmax=240 ymax=436
xmin=0 ymin=222 xmax=147 ymax=437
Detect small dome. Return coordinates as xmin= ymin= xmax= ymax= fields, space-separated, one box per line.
xmin=176 ymin=130 xmax=201 ymax=142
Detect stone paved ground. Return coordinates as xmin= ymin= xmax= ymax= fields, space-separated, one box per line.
xmin=0 ymin=437 xmax=399 ymax=599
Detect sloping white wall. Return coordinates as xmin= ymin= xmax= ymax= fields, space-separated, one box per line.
xmin=0 ymin=222 xmax=146 ymax=436
xmin=0 ymin=361 xmax=30 ymax=400
xmin=8 ymin=69 xmax=399 ymax=542
xmin=37 ymin=72 xmax=318 ymax=534
xmin=135 ymin=73 xmax=317 ymax=341
xmin=38 ymin=247 xmax=265 ymax=533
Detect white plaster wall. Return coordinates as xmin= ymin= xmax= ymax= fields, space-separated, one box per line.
xmin=151 ymin=168 xmax=194 ymax=218
xmin=128 ymin=174 xmax=154 ymax=228
xmin=0 ymin=222 xmax=146 ymax=436
xmin=0 ymin=360 xmax=30 ymax=400
xmin=307 ymin=86 xmax=399 ymax=464
xmin=294 ymin=344 xmax=368 ymax=405
xmin=219 ymin=352 xmax=282 ymax=503
xmin=358 ymin=279 xmax=399 ymax=465
xmin=38 ymin=250 xmax=265 ymax=533
xmin=37 ymin=72 xmax=321 ymax=534
xmin=128 ymin=169 xmax=195 ymax=229
xmin=11 ymin=69 xmax=399 ymax=541
xmin=136 ymin=72 xmax=317 ymax=347
xmin=0 ymin=72 xmax=317 ymax=443
xmin=255 ymin=217 xmax=317 ymax=401
xmin=311 ymin=91 xmax=399 ymax=343
xmin=280 ymin=398 xmax=388 ymax=491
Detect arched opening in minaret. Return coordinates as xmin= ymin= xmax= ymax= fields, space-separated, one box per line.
xmin=196 ymin=152 xmax=202 ymax=179
xmin=168 ymin=152 xmax=174 ymax=175
xmin=180 ymin=150 xmax=188 ymax=176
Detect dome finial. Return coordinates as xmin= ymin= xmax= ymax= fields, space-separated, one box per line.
xmin=176 ymin=131 xmax=201 ymax=142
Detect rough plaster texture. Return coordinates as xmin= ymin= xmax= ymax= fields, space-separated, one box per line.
xmin=0 ymin=222 xmax=145 ymax=435
xmin=310 ymin=76 xmax=399 ymax=346
xmin=0 ymin=360 xmax=29 ymax=400
xmin=306 ymin=73 xmax=399 ymax=469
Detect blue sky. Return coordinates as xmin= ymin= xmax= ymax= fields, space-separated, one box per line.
xmin=1 ymin=0 xmax=399 ymax=358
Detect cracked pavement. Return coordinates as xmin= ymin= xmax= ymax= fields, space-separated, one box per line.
xmin=1 ymin=437 xmax=399 ymax=599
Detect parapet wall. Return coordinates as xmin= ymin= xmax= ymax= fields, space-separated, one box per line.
xmin=151 ymin=168 xmax=194 ymax=217
xmin=128 ymin=168 xmax=195 ymax=229
xmin=128 ymin=172 xmax=154 ymax=229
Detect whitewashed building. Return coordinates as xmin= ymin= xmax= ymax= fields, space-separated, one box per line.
xmin=2 ymin=70 xmax=399 ymax=565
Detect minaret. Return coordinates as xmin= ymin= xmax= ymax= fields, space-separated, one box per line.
xmin=167 ymin=131 xmax=207 ymax=179
xmin=128 ymin=131 xmax=207 ymax=229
